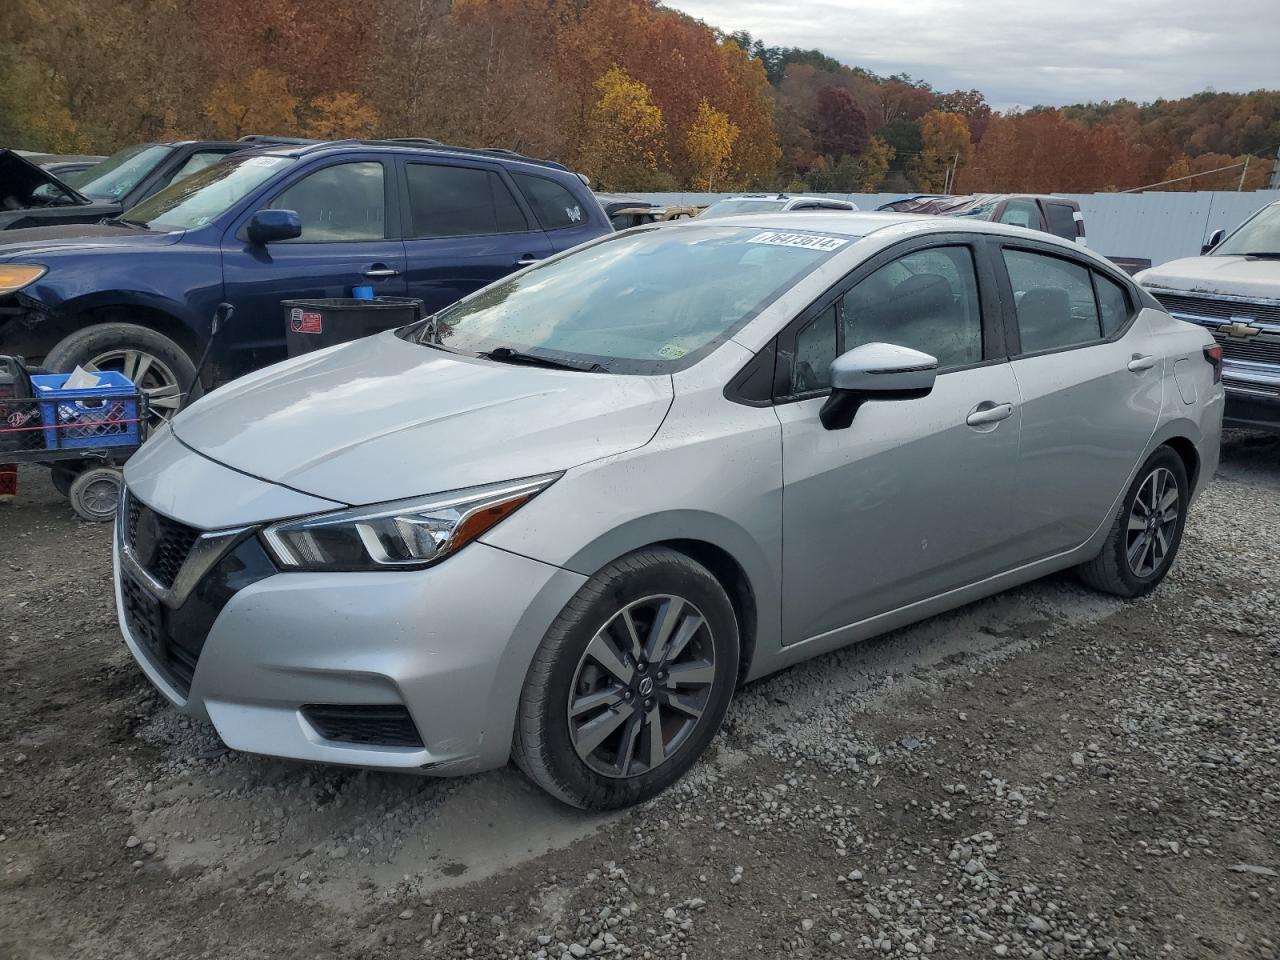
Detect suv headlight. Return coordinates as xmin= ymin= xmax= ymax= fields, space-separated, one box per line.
xmin=0 ymin=264 xmax=47 ymax=295
xmin=260 ymin=474 xmax=560 ymax=572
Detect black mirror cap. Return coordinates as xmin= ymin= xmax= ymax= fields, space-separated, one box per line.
xmin=247 ymin=209 xmax=302 ymax=244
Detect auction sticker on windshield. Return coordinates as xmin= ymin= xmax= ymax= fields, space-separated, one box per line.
xmin=746 ymin=231 xmax=849 ymax=252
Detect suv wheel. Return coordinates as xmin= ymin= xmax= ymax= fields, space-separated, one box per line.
xmin=513 ymin=548 xmax=739 ymax=810
xmin=44 ymin=323 xmax=200 ymax=429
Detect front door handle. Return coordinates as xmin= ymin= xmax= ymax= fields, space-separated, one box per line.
xmin=1127 ymin=354 xmax=1156 ymax=372
xmin=514 ymin=256 xmax=543 ymax=267
xmin=363 ymin=265 xmax=400 ymax=278
xmin=966 ymin=401 xmax=1015 ymax=426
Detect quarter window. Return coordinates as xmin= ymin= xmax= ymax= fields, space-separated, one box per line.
xmin=841 ymin=246 xmax=983 ymax=368
xmin=1095 ymin=272 xmax=1132 ymax=336
xmin=792 ymin=306 xmax=838 ymax=393
xmin=405 ymin=163 xmax=528 ymax=238
xmin=271 ymin=162 xmax=385 ymax=242
xmin=1003 ymin=249 xmax=1101 ymax=352
xmin=513 ymin=173 xmax=586 ymax=230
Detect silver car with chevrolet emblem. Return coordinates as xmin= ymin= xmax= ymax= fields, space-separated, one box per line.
xmin=115 ymin=212 xmax=1222 ymax=809
xmin=1137 ymin=199 xmax=1280 ymax=433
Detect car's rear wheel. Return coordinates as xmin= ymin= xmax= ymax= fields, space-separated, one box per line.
xmin=44 ymin=323 xmax=200 ymax=430
xmin=513 ymin=548 xmax=739 ymax=810
xmin=1078 ymin=447 xmax=1189 ymax=597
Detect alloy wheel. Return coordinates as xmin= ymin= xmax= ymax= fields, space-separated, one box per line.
xmin=1126 ymin=466 xmax=1179 ymax=577
xmin=567 ymin=595 xmax=717 ymax=779
xmin=84 ymin=348 xmax=183 ymax=427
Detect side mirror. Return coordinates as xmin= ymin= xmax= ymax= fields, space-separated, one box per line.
xmin=1201 ymin=227 xmax=1225 ymax=255
xmin=819 ymin=343 xmax=938 ymax=430
xmin=247 ymin=209 xmax=302 ymax=245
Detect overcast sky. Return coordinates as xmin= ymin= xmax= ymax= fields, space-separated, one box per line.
xmin=667 ymin=0 xmax=1279 ymax=109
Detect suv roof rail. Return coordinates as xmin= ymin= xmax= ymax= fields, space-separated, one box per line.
xmin=238 ymin=135 xmax=321 ymax=145
xmin=349 ymin=139 xmax=571 ymax=173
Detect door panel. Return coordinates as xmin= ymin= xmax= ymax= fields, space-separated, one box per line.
xmin=778 ymin=362 xmax=1022 ymax=644
xmin=1008 ymin=314 xmax=1162 ymax=559
xmin=220 ymin=159 xmax=406 ymax=369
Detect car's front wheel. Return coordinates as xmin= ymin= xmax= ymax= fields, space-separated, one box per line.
xmin=513 ymin=548 xmax=739 ymax=810
xmin=44 ymin=322 xmax=200 ymax=430
xmin=1078 ymin=446 xmax=1189 ymax=597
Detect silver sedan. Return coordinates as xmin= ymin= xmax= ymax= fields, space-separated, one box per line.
xmin=115 ymin=213 xmax=1223 ymax=808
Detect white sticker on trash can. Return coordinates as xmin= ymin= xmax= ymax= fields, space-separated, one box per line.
xmin=746 ymin=231 xmax=849 ymax=252
xmin=290 ymin=308 xmax=322 ymax=334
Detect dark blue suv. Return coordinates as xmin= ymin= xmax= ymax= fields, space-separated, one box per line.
xmin=0 ymin=141 xmax=609 ymax=423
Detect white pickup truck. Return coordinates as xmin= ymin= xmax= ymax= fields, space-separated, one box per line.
xmin=1136 ymin=200 xmax=1280 ymax=433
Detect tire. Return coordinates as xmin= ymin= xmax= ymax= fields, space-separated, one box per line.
xmin=68 ymin=466 xmax=123 ymax=523
xmin=1077 ymin=447 xmax=1189 ymax=598
xmin=49 ymin=462 xmax=86 ymax=497
xmin=44 ymin=322 xmax=200 ymax=429
xmin=513 ymin=548 xmax=739 ymax=810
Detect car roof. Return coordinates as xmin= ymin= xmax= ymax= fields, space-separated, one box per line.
xmin=249 ymin=139 xmax=577 ymax=176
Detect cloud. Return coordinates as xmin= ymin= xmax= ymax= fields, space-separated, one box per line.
xmin=666 ymin=0 xmax=1279 ymax=109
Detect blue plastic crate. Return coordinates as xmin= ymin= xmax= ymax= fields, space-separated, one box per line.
xmin=32 ymin=371 xmax=142 ymax=450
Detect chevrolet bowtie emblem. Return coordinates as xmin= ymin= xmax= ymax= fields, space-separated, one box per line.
xmin=1218 ymin=320 xmax=1262 ymax=339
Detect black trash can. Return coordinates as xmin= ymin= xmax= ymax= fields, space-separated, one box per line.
xmin=282 ymin=297 xmax=425 ymax=358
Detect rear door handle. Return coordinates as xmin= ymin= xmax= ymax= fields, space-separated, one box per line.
xmin=966 ymin=401 xmax=1015 ymax=426
xmin=1127 ymin=354 xmax=1156 ymax=372
xmin=514 ymin=256 xmax=543 ymax=267
xmin=363 ymin=265 xmax=400 ymax=278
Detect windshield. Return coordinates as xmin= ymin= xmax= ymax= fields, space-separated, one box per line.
xmin=122 ymin=154 xmax=296 ymax=231
xmin=421 ymin=225 xmax=855 ymax=374
xmin=63 ymin=144 xmax=172 ymax=200
xmin=699 ymin=199 xmax=787 ymax=219
xmin=1214 ymin=204 xmax=1280 ymax=257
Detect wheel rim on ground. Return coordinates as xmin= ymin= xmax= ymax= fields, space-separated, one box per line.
xmin=83 ymin=348 xmax=183 ymax=427
xmin=1126 ymin=466 xmax=1179 ymax=577
xmin=76 ymin=475 xmax=120 ymax=520
xmin=567 ymin=594 xmax=717 ymax=779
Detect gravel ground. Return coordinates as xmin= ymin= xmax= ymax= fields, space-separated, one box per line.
xmin=2 ymin=431 xmax=1278 ymax=959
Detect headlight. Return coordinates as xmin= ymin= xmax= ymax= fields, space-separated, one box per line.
xmin=261 ymin=473 xmax=560 ymax=572
xmin=0 ymin=264 xmax=47 ymax=295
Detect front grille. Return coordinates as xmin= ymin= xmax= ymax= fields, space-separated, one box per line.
xmin=126 ymin=496 xmax=201 ymax=589
xmin=121 ymin=573 xmax=196 ymax=695
xmin=1153 ymin=292 xmax=1280 ymax=326
xmin=1212 ymin=336 xmax=1280 ymax=366
xmin=301 ymin=705 xmax=424 ymax=748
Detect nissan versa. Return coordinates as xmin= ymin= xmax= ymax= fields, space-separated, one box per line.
xmin=115 ymin=213 xmax=1223 ymax=809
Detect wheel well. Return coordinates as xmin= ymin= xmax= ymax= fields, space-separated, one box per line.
xmin=1161 ymin=436 xmax=1200 ymax=491
xmin=657 ymin=539 xmax=757 ymax=684
xmin=83 ymin=306 xmax=201 ymax=360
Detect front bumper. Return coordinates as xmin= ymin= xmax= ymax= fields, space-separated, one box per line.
xmin=114 ymin=502 xmax=586 ymax=776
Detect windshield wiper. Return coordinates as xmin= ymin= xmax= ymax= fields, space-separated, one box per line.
xmin=480 ymin=346 xmax=605 ymax=373
xmin=1241 ymin=251 xmax=1280 ymax=259
xmin=102 ymin=215 xmax=148 ymax=229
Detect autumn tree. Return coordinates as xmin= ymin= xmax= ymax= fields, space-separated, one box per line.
xmin=578 ymin=66 xmax=666 ymax=190
xmin=687 ymin=100 xmax=740 ymax=191
xmin=305 ymin=93 xmax=380 ymax=139
xmin=814 ymin=87 xmax=870 ymax=157
xmin=911 ymin=110 xmax=973 ymax=191
xmin=205 ymin=69 xmax=299 ymax=139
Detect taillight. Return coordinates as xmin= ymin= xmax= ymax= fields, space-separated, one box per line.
xmin=1203 ymin=344 xmax=1223 ymax=383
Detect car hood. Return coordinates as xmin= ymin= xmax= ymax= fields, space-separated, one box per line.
xmin=171 ymin=331 xmax=675 ymax=506
xmin=0 ymin=149 xmax=91 ymax=206
xmin=1138 ymin=255 xmax=1280 ymax=302
xmin=0 ymin=223 xmax=181 ymax=261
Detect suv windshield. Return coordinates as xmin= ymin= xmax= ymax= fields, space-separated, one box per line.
xmin=122 ymin=154 xmax=296 ymax=231
xmin=63 ymin=144 xmax=172 ymax=200
xmin=699 ymin=199 xmax=787 ymax=219
xmin=1214 ymin=204 xmax=1280 ymax=257
xmin=420 ymin=225 xmax=855 ymax=374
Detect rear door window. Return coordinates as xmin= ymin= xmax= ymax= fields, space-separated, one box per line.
xmin=1044 ymin=202 xmax=1078 ymax=240
xmin=1003 ymin=249 xmax=1101 ymax=352
xmin=512 ymin=173 xmax=586 ymax=230
xmin=404 ymin=162 xmax=528 ymax=238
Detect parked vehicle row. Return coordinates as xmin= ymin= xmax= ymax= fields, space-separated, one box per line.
xmin=113 ymin=211 xmax=1222 ymax=808
xmin=0 ymin=139 xmax=611 ymax=424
